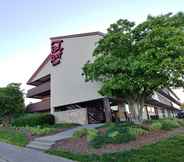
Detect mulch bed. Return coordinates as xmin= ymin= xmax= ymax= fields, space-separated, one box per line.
xmin=52 ymin=127 xmax=184 ymax=155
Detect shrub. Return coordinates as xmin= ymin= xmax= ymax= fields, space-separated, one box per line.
xmin=112 ymin=129 xmax=136 ymax=143
xmin=25 ymin=126 xmax=56 ymax=136
xmin=129 ymin=127 xmax=147 ymax=136
xmin=89 ymin=134 xmax=105 ymax=148
xmin=161 ymin=119 xmax=180 ymax=130
xmin=11 ymin=113 xmax=55 ymax=127
xmin=176 ymin=119 xmax=184 ymax=127
xmin=73 ymin=128 xmax=98 ymax=141
xmin=149 ymin=121 xmax=162 ymax=131
xmin=86 ymin=129 xmax=98 ymax=141
xmin=90 ymin=122 xmax=147 ymax=148
xmin=73 ymin=128 xmax=88 ymax=139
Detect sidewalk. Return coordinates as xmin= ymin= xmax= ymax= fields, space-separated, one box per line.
xmin=0 ymin=142 xmax=74 ymax=162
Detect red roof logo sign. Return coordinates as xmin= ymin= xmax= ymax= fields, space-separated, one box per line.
xmin=49 ymin=40 xmax=64 ymax=66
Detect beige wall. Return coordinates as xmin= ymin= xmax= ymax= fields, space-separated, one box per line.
xmin=51 ymin=35 xmax=103 ymax=110
xmin=53 ymin=108 xmax=88 ymax=124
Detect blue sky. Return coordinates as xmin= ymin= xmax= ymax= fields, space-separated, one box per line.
xmin=0 ymin=0 xmax=184 ymax=101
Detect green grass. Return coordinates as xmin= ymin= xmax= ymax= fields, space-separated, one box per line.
xmin=0 ymin=123 xmax=79 ymax=147
xmin=23 ymin=126 xmax=57 ymax=136
xmin=15 ymin=123 xmax=80 ymax=136
xmin=50 ymin=123 xmax=80 ymax=129
xmin=47 ymin=134 xmax=184 ymax=162
xmin=0 ymin=128 xmax=29 ymax=146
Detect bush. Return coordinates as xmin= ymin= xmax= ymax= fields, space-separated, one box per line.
xmin=90 ymin=134 xmax=106 ymax=148
xmin=90 ymin=122 xmax=148 ymax=148
xmin=149 ymin=121 xmax=162 ymax=131
xmin=11 ymin=113 xmax=55 ymax=127
xmin=176 ymin=119 xmax=184 ymax=127
xmin=73 ymin=128 xmax=98 ymax=141
xmin=73 ymin=128 xmax=88 ymax=139
xmin=161 ymin=119 xmax=180 ymax=130
xmin=86 ymin=129 xmax=98 ymax=141
xmin=25 ymin=126 xmax=56 ymax=136
xmin=129 ymin=127 xmax=147 ymax=136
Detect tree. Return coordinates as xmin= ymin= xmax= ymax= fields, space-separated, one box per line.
xmin=0 ymin=83 xmax=25 ymax=125
xmin=83 ymin=12 xmax=184 ymax=121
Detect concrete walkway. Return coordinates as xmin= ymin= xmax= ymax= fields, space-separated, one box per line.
xmin=0 ymin=142 xmax=74 ymax=162
xmin=27 ymin=124 xmax=104 ymax=150
xmin=39 ymin=124 xmax=103 ymax=141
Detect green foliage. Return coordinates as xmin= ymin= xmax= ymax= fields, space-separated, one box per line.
xmin=83 ymin=13 xmax=184 ymax=120
xmin=47 ymin=149 xmax=100 ymax=162
xmin=145 ymin=118 xmax=183 ymax=131
xmin=50 ymin=123 xmax=80 ymax=129
xmin=11 ymin=113 xmax=55 ymax=127
xmin=91 ymin=122 xmax=147 ymax=148
xmin=0 ymin=83 xmax=25 ymax=123
xmin=86 ymin=129 xmax=98 ymax=141
xmin=47 ymin=135 xmax=184 ymax=162
xmin=0 ymin=128 xmax=28 ymax=146
xmin=73 ymin=128 xmax=98 ymax=141
xmin=24 ymin=126 xmax=56 ymax=136
xmin=176 ymin=119 xmax=184 ymax=127
xmin=73 ymin=128 xmax=88 ymax=138
xmin=149 ymin=121 xmax=162 ymax=131
xmin=161 ymin=119 xmax=180 ymax=130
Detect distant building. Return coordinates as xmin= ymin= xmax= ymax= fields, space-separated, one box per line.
xmin=27 ymin=32 xmax=181 ymax=124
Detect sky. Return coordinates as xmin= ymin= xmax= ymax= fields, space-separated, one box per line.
xmin=0 ymin=0 xmax=184 ymax=103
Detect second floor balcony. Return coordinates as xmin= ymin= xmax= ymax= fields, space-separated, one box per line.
xmin=27 ymin=81 xmax=50 ymax=99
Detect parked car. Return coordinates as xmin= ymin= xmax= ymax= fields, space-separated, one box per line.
xmin=177 ymin=111 xmax=184 ymax=118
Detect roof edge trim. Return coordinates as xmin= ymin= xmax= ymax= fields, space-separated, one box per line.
xmin=50 ymin=31 xmax=105 ymax=40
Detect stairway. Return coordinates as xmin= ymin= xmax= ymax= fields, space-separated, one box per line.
xmin=26 ymin=123 xmax=104 ymax=151
xmin=26 ymin=138 xmax=55 ymax=151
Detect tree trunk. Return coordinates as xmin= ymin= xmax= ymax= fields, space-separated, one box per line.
xmin=127 ymin=97 xmax=145 ymax=122
xmin=103 ymin=97 xmax=112 ymax=122
xmin=117 ymin=97 xmax=126 ymax=122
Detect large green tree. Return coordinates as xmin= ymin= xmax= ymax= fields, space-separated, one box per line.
xmin=0 ymin=83 xmax=25 ymax=125
xmin=83 ymin=12 xmax=184 ymax=121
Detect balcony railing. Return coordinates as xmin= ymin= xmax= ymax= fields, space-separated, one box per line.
xmin=27 ymin=98 xmax=50 ymax=112
xmin=27 ymin=81 xmax=50 ymax=98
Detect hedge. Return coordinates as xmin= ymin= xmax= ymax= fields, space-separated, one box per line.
xmin=11 ymin=113 xmax=55 ymax=127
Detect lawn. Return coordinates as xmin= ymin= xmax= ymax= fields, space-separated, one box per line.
xmin=0 ymin=128 xmax=29 ymax=146
xmin=0 ymin=123 xmax=79 ymax=146
xmin=21 ymin=123 xmax=79 ymax=137
xmin=47 ymin=134 xmax=184 ymax=162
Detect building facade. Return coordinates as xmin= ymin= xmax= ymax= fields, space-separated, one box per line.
xmin=27 ymin=32 xmax=181 ymax=124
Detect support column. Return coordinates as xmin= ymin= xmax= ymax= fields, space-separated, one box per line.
xmin=103 ymin=97 xmax=112 ymax=122
xmin=172 ymin=111 xmax=175 ymax=118
xmin=154 ymin=107 xmax=159 ymax=119
xmin=51 ymin=106 xmax=55 ymax=114
xmin=162 ymin=109 xmax=165 ymax=118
